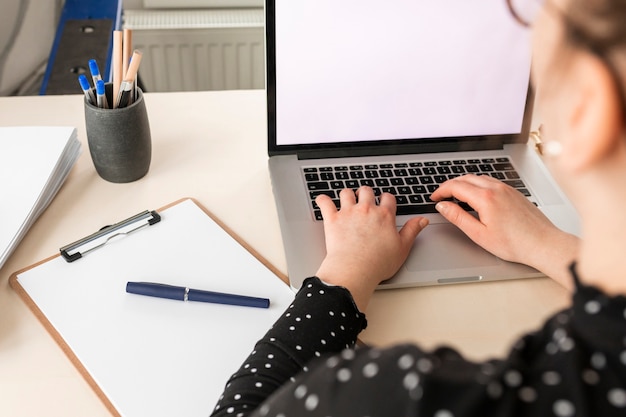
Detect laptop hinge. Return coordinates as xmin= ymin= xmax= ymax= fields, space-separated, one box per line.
xmin=295 ymin=138 xmax=505 ymax=160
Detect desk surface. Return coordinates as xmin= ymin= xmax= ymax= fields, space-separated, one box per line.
xmin=0 ymin=90 xmax=570 ymax=417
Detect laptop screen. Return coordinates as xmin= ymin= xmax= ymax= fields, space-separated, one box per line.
xmin=267 ymin=0 xmax=533 ymax=154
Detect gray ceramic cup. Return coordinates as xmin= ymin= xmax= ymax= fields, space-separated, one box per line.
xmin=84 ymin=83 xmax=151 ymax=183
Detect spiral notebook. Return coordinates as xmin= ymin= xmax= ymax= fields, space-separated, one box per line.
xmin=10 ymin=198 xmax=295 ymax=417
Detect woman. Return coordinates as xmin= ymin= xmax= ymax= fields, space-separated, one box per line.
xmin=211 ymin=0 xmax=626 ymax=415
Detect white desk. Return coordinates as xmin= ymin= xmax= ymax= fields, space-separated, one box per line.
xmin=0 ymin=91 xmax=570 ymax=417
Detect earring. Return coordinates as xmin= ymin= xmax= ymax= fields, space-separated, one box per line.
xmin=543 ymin=141 xmax=563 ymax=157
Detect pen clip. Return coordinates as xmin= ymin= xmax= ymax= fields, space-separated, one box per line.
xmin=60 ymin=210 xmax=161 ymax=262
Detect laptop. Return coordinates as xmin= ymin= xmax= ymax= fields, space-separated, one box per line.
xmin=266 ymin=0 xmax=580 ymax=290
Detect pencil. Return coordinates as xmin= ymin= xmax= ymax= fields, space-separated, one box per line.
xmin=116 ymin=80 xmax=133 ymax=108
xmin=114 ymin=50 xmax=143 ymax=108
xmin=112 ymin=30 xmax=123 ymax=108
xmin=124 ymin=49 xmax=143 ymax=105
xmin=123 ymin=29 xmax=133 ymax=78
xmin=124 ymin=50 xmax=142 ymax=83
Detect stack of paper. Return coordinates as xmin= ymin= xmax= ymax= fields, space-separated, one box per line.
xmin=0 ymin=126 xmax=81 ymax=270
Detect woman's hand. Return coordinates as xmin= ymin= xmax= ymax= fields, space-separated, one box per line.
xmin=431 ymin=174 xmax=579 ymax=290
xmin=315 ymin=187 xmax=429 ymax=311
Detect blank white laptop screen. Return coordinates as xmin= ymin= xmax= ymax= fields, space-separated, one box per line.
xmin=275 ymin=0 xmax=532 ymax=146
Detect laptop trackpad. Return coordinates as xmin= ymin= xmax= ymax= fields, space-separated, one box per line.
xmin=404 ymin=223 xmax=500 ymax=271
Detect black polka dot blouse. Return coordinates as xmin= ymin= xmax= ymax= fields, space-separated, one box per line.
xmin=211 ymin=264 xmax=626 ymax=417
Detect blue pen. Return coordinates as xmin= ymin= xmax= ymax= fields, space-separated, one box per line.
xmin=88 ymin=59 xmax=102 ymax=87
xmin=126 ymin=282 xmax=271 ymax=309
xmin=78 ymin=74 xmax=95 ymax=105
xmin=96 ymin=79 xmax=109 ymax=109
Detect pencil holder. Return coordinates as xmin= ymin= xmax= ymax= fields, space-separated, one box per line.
xmin=84 ymin=83 xmax=151 ymax=183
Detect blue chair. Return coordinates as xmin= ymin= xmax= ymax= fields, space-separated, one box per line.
xmin=40 ymin=0 xmax=122 ymax=95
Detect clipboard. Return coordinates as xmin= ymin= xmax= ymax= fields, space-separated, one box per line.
xmin=10 ymin=198 xmax=295 ymax=417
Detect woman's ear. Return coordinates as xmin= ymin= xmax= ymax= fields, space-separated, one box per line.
xmin=560 ymin=51 xmax=623 ymax=172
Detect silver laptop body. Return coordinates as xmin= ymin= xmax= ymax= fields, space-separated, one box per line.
xmin=266 ymin=0 xmax=580 ymax=290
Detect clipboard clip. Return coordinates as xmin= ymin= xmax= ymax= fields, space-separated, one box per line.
xmin=60 ymin=210 xmax=161 ymax=262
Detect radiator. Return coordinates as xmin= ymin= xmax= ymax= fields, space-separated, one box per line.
xmin=123 ymin=9 xmax=265 ymax=92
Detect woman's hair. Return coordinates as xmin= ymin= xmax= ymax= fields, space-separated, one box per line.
xmin=565 ymin=0 xmax=626 ymax=115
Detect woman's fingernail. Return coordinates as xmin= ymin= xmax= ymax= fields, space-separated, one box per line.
xmin=435 ymin=202 xmax=445 ymax=212
xmin=419 ymin=218 xmax=429 ymax=228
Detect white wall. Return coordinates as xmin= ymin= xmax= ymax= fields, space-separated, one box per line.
xmin=0 ymin=0 xmax=59 ymax=95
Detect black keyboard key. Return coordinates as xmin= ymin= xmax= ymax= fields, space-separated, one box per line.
xmin=451 ymin=165 xmax=466 ymax=174
xmin=380 ymin=164 xmax=393 ymax=169
xmin=466 ymin=165 xmax=479 ymax=173
xmin=419 ymin=176 xmax=434 ymax=184
xmin=320 ymin=172 xmax=334 ymax=181
xmin=310 ymin=190 xmax=336 ymax=199
xmin=397 ymin=186 xmax=412 ymax=194
xmin=360 ymin=179 xmax=375 ymax=187
xmin=434 ymin=175 xmax=447 ymax=183
xmin=305 ymin=173 xmax=320 ymax=181
xmin=423 ymin=167 xmax=437 ymax=175
xmin=396 ymin=195 xmax=409 ymax=205
xmin=349 ymin=165 xmax=363 ymax=170
xmin=375 ymin=178 xmax=390 ymax=187
xmin=437 ymin=166 xmax=451 ymax=174
xmin=427 ymin=184 xmax=439 ymax=193
xmin=424 ymin=161 xmax=437 ymax=166
xmin=394 ymin=163 xmax=409 ymax=168
xmin=304 ymin=167 xmax=318 ymax=173
xmin=391 ymin=178 xmax=405 ymax=186
xmin=504 ymin=180 xmax=526 ymax=188
xmin=319 ymin=167 xmax=333 ymax=172
xmin=405 ymin=177 xmax=419 ymax=185
xmin=380 ymin=169 xmax=393 ymax=178
xmin=493 ymin=163 xmax=515 ymax=171
xmin=409 ymin=195 xmax=424 ymax=204
xmin=396 ymin=204 xmax=439 ymax=215
xmin=458 ymin=201 xmax=474 ymax=211
xmin=335 ymin=172 xmax=349 ymax=180
xmin=365 ymin=164 xmax=379 ymax=170
xmin=350 ymin=171 xmax=365 ymax=179
xmin=505 ymin=171 xmax=520 ymax=179
xmin=382 ymin=187 xmax=396 ymax=195
xmin=394 ymin=169 xmax=408 ymax=176
xmin=314 ymin=210 xmax=323 ymax=221
xmin=479 ymin=164 xmax=494 ymax=172
xmin=365 ymin=170 xmax=379 ymax=178
xmin=408 ymin=168 xmax=422 ymax=176
xmin=496 ymin=157 xmax=510 ymax=162
xmin=412 ymin=185 xmax=427 ymax=194
xmin=330 ymin=181 xmax=345 ymax=189
xmin=490 ymin=172 xmax=506 ymax=180
xmin=307 ymin=181 xmax=330 ymax=191
xmin=346 ymin=180 xmax=359 ymax=188
xmin=334 ymin=166 xmax=348 ymax=171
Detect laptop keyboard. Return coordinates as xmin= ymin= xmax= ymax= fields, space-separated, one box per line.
xmin=303 ymin=157 xmax=533 ymax=221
